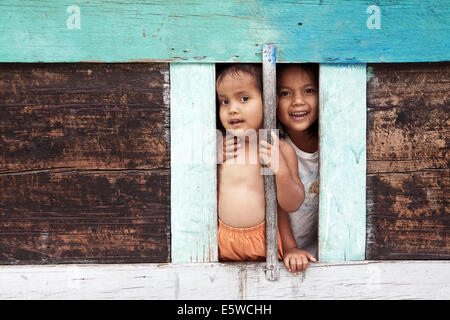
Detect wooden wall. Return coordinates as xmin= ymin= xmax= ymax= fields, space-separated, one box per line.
xmin=0 ymin=63 xmax=170 ymax=264
xmin=1 ymin=61 xmax=448 ymax=264
xmin=366 ymin=62 xmax=449 ymax=259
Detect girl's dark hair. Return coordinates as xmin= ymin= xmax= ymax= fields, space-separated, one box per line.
xmin=276 ymin=63 xmax=319 ymax=138
xmin=215 ymin=63 xmax=262 ymax=131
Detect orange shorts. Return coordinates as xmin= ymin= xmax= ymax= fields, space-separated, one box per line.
xmin=218 ymin=219 xmax=283 ymax=261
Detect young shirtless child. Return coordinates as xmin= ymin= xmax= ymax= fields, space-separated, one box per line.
xmin=216 ymin=64 xmax=309 ymax=274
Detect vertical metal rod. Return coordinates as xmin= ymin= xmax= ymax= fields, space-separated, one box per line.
xmin=262 ymin=44 xmax=279 ymax=281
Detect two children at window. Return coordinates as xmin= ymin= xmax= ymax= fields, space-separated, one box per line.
xmin=216 ymin=63 xmax=319 ymax=274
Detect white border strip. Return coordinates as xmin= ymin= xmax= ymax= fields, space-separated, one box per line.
xmin=1 ymin=261 xmax=448 ymax=299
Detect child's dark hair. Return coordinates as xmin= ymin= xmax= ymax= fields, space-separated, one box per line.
xmin=276 ymin=63 xmax=319 ymax=138
xmin=216 ymin=63 xmax=262 ymax=92
xmin=215 ymin=63 xmax=262 ymax=131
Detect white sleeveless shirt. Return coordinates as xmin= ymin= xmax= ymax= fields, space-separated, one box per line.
xmin=284 ymin=135 xmax=319 ymax=258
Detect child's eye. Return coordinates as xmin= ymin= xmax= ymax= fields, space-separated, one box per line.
xmin=220 ymin=99 xmax=229 ymax=105
xmin=305 ymin=88 xmax=316 ymax=94
xmin=240 ymin=96 xmax=249 ymax=102
xmin=279 ymin=91 xmax=291 ymax=97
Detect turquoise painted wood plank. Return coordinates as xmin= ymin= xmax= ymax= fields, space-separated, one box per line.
xmin=318 ymin=64 xmax=366 ymax=261
xmin=170 ymin=63 xmax=218 ymax=263
xmin=0 ymin=1 xmax=448 ymax=63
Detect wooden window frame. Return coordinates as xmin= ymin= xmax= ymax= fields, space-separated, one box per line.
xmin=170 ymin=60 xmax=366 ymax=264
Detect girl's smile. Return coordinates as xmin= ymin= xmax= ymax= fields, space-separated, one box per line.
xmin=289 ymin=110 xmax=310 ymax=121
xmin=277 ymin=66 xmax=319 ymax=134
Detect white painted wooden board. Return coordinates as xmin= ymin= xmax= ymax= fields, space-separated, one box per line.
xmin=0 ymin=261 xmax=448 ymax=300
xmin=318 ymin=64 xmax=367 ymax=261
xmin=170 ymin=63 xmax=218 ymax=263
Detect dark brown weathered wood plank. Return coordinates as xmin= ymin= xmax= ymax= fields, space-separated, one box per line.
xmin=0 ymin=63 xmax=170 ymax=264
xmin=366 ymin=62 xmax=449 ymax=259
xmin=0 ymin=63 xmax=169 ymax=172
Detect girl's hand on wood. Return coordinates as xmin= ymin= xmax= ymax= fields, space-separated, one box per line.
xmin=283 ymin=248 xmax=317 ymax=274
xmin=259 ymin=131 xmax=278 ymax=169
xmin=259 ymin=132 xmax=285 ymax=172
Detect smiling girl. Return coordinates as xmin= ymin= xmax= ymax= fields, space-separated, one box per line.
xmin=276 ymin=64 xmax=320 ymax=268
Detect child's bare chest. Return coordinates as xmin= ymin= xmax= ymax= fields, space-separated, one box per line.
xmin=219 ymin=162 xmax=263 ymax=187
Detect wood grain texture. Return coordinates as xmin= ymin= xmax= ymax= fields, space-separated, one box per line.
xmin=0 ymin=170 xmax=170 ymax=264
xmin=170 ymin=63 xmax=217 ymax=263
xmin=0 ymin=1 xmax=449 ymax=63
xmin=366 ymin=62 xmax=449 ymax=259
xmin=318 ymin=64 xmax=367 ymax=261
xmin=0 ymin=63 xmax=169 ymax=172
xmin=0 ymin=261 xmax=448 ymax=299
xmin=262 ymin=44 xmax=279 ymax=280
xmin=0 ymin=63 xmax=171 ymax=264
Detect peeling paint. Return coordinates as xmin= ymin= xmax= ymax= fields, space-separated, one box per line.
xmin=367 ymin=66 xmax=375 ymax=82
xmin=174 ymin=271 xmax=180 ymax=300
xmin=322 ymin=188 xmax=332 ymax=250
xmin=238 ymin=266 xmax=247 ymax=300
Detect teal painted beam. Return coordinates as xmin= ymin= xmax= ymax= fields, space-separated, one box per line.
xmin=170 ymin=63 xmax=218 ymax=263
xmin=318 ymin=64 xmax=366 ymax=261
xmin=0 ymin=1 xmax=448 ymax=63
